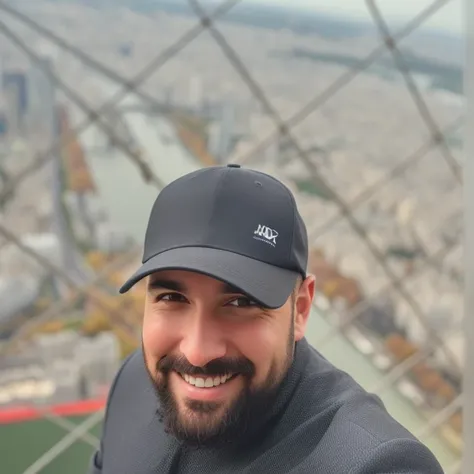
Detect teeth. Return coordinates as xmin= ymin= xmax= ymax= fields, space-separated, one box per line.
xmin=182 ymin=373 xmax=233 ymax=388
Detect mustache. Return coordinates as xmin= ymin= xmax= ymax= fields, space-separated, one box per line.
xmin=157 ymin=354 xmax=255 ymax=378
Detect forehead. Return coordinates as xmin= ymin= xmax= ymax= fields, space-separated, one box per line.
xmin=147 ymin=270 xmax=242 ymax=294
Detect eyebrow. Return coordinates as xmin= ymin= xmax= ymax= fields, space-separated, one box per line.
xmin=148 ymin=279 xmax=185 ymax=293
xmin=147 ymin=278 xmax=244 ymax=295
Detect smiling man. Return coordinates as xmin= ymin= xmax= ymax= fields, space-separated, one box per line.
xmin=143 ymin=269 xmax=301 ymax=448
xmin=89 ymin=164 xmax=444 ymax=473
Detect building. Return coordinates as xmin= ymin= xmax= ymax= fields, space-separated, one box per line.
xmin=26 ymin=56 xmax=56 ymax=139
xmin=0 ymin=330 xmax=121 ymax=407
xmin=1 ymin=69 xmax=28 ymax=136
xmin=75 ymin=332 xmax=121 ymax=399
xmin=0 ymin=276 xmax=41 ymax=340
xmin=0 ymin=233 xmax=62 ymax=279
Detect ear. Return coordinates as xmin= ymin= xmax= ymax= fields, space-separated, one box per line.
xmin=294 ymin=275 xmax=316 ymax=342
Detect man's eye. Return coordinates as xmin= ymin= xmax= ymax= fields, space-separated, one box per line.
xmin=227 ymin=296 xmax=258 ymax=308
xmin=156 ymin=293 xmax=187 ymax=303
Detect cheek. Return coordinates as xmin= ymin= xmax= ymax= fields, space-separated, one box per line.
xmin=230 ymin=320 xmax=284 ymax=379
xmin=142 ymin=311 xmax=179 ymax=360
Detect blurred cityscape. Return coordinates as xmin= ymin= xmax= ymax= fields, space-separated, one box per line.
xmin=0 ymin=0 xmax=465 ymax=472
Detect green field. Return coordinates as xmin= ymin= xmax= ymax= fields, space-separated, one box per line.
xmin=1 ymin=415 xmax=102 ymax=474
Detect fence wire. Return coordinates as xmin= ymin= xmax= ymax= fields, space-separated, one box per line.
xmin=0 ymin=0 xmax=465 ymax=473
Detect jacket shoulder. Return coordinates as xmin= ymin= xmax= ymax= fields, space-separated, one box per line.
xmin=316 ymin=392 xmax=444 ymax=473
xmin=103 ymin=349 xmax=153 ymax=423
xmin=87 ymin=350 xmax=141 ymax=473
xmin=349 ymin=437 xmax=444 ymax=473
xmin=291 ymin=347 xmax=443 ymax=473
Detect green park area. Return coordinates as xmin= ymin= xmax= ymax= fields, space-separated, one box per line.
xmin=1 ymin=415 xmax=101 ymax=474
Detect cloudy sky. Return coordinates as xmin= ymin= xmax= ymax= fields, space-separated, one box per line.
xmin=258 ymin=0 xmax=463 ymax=35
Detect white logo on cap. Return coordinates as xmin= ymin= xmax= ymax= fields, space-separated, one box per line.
xmin=253 ymin=224 xmax=278 ymax=247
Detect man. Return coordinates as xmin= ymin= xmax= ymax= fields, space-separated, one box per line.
xmin=89 ymin=164 xmax=444 ymax=473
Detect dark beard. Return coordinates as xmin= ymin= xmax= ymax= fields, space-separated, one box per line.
xmin=155 ymin=365 xmax=282 ymax=448
xmin=145 ymin=317 xmax=295 ymax=448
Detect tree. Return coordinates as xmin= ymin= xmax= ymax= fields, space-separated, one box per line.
xmin=85 ymin=251 xmax=109 ymax=271
xmin=81 ymin=310 xmax=112 ymax=336
xmin=385 ymin=333 xmax=418 ymax=361
xmin=37 ymin=320 xmax=64 ymax=334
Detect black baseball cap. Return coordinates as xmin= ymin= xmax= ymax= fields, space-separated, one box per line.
xmin=119 ymin=164 xmax=308 ymax=308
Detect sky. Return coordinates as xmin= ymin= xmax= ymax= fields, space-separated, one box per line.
xmin=257 ymin=0 xmax=463 ymax=35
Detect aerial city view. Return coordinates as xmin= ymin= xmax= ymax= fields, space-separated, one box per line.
xmin=0 ymin=0 xmax=465 ymax=472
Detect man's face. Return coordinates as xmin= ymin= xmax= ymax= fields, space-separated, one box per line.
xmin=142 ymin=270 xmax=314 ymax=446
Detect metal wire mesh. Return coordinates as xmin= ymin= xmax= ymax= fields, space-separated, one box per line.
xmin=0 ymin=0 xmax=465 ymax=473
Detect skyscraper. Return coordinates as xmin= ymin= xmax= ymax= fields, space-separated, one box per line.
xmin=2 ymin=70 xmax=28 ymax=127
xmin=207 ymin=100 xmax=236 ymax=163
xmin=27 ymin=56 xmax=56 ymax=140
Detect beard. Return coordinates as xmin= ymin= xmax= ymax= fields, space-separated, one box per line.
xmin=144 ymin=318 xmax=295 ymax=448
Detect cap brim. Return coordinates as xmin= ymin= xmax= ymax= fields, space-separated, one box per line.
xmin=119 ymin=247 xmax=299 ymax=309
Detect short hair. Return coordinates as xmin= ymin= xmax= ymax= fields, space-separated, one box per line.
xmin=291 ymin=275 xmax=303 ymax=306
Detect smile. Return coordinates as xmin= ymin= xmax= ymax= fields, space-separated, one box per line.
xmin=179 ymin=373 xmax=236 ymax=388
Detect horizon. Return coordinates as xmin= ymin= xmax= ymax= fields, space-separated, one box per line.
xmin=18 ymin=0 xmax=464 ymax=37
xmin=239 ymin=0 xmax=463 ymax=37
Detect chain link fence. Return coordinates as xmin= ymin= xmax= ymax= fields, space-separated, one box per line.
xmin=0 ymin=0 xmax=465 ymax=473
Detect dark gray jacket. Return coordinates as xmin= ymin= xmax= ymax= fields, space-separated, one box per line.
xmin=89 ymin=338 xmax=444 ymax=473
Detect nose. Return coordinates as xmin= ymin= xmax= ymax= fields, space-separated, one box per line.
xmin=179 ymin=311 xmax=227 ymax=368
